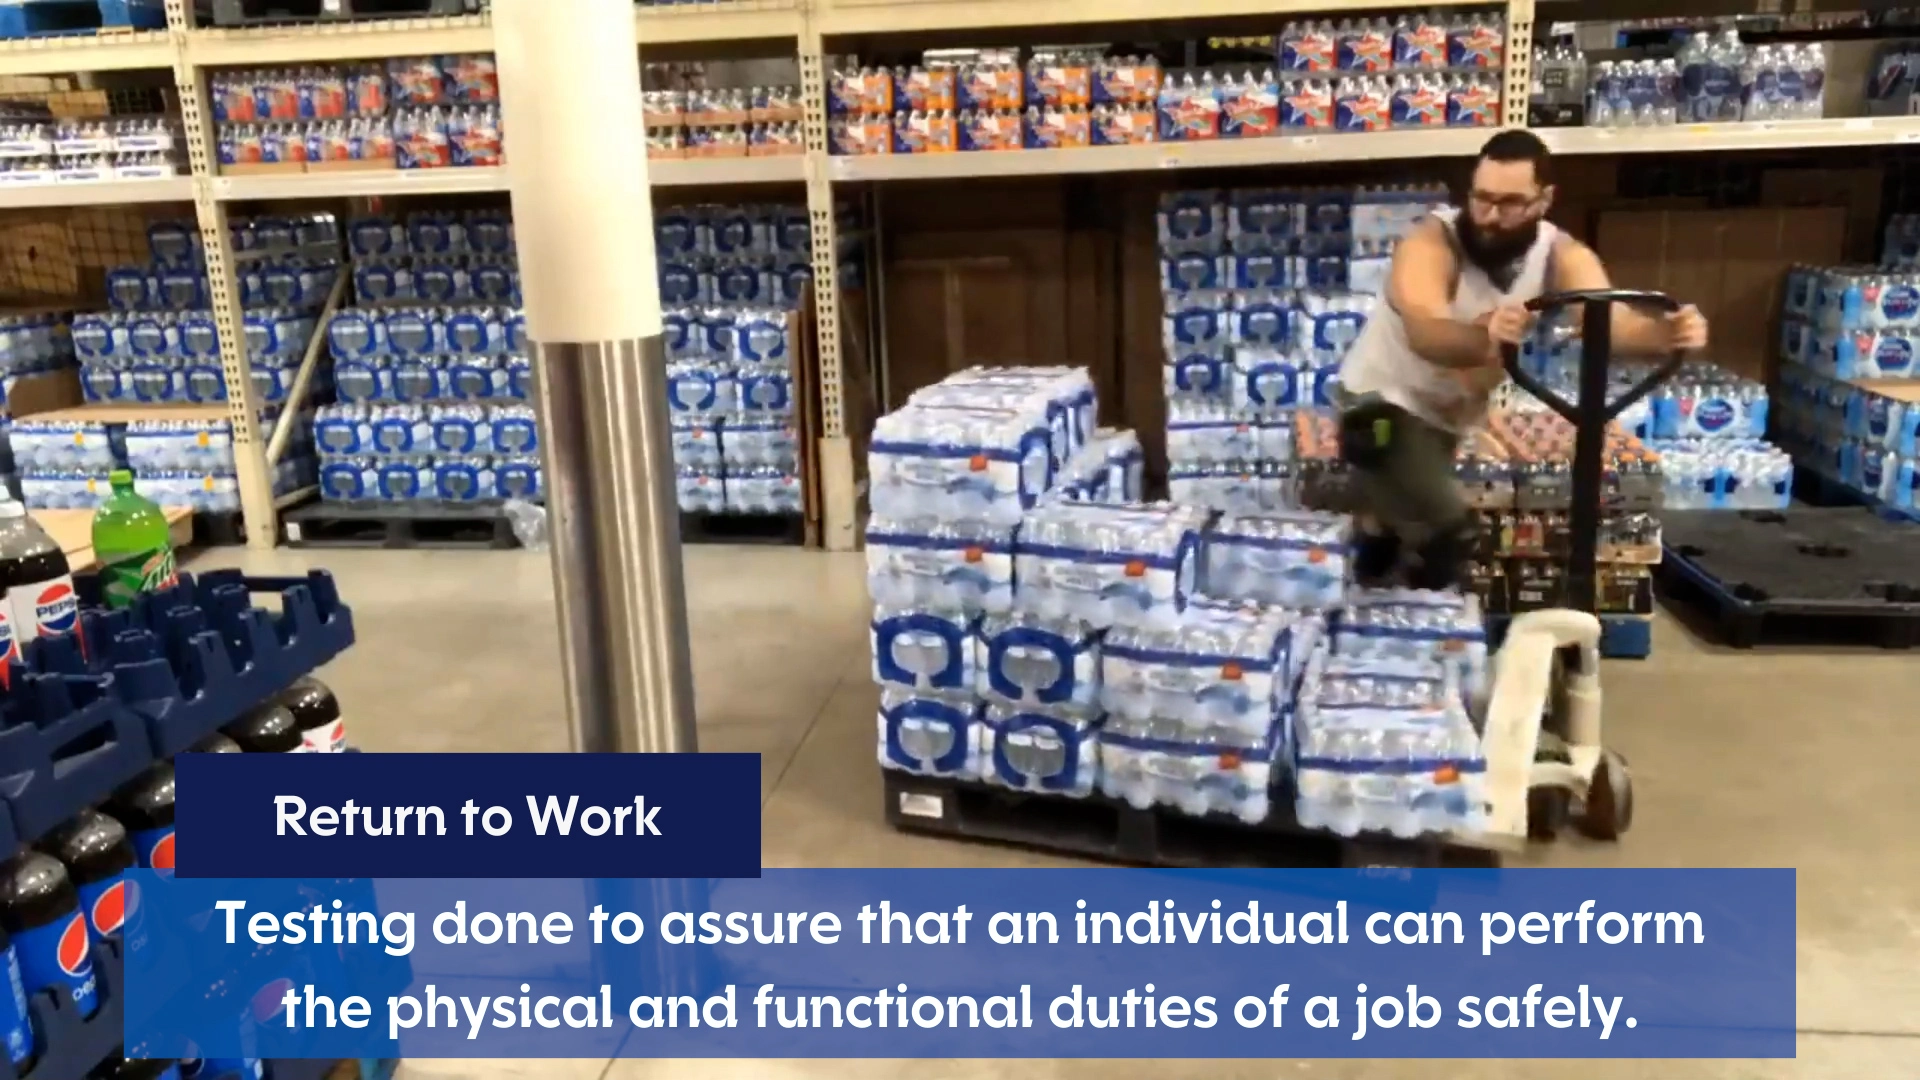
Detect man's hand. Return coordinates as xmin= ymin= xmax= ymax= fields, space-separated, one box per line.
xmin=1485 ymin=304 xmax=1534 ymax=347
xmin=1667 ymin=304 xmax=1708 ymax=351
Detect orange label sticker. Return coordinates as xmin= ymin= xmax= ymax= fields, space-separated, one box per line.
xmin=1433 ymin=764 xmax=1460 ymax=784
xmin=963 ymin=546 xmax=984 ymax=564
xmin=1218 ymin=751 xmax=1242 ymax=770
xmin=1123 ymin=559 xmax=1147 ymax=578
xmin=1221 ymin=661 xmax=1243 ymax=681
xmin=968 ymin=454 xmax=989 ymax=472
xmin=1307 ymin=547 xmax=1327 ymax=564
xmin=1442 ymin=639 xmax=1465 ymax=653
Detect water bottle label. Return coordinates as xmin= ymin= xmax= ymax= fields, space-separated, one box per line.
xmin=101 ymin=548 xmax=176 ymax=611
xmin=7 ymin=574 xmax=78 ymax=644
xmin=76 ymin=870 xmax=127 ymax=939
xmin=299 ymin=718 xmax=347 ymax=754
xmin=133 ymin=824 xmax=176 ymax=877
xmin=11 ymin=908 xmax=95 ymax=1019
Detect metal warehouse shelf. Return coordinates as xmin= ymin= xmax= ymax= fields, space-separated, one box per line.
xmin=3 ymin=0 xmax=1916 ymax=554
xmin=185 ymin=15 xmax=493 ymax=67
xmin=209 ymin=156 xmax=800 ymax=201
xmin=812 ymin=0 xmax=1487 ymax=35
xmin=213 ymin=166 xmax=509 ymax=201
xmin=1540 ymin=116 xmax=1920 ymax=156
xmin=828 ymin=128 xmax=1492 ymax=182
xmin=0 ymin=31 xmax=174 ymax=77
xmin=0 ymin=176 xmax=194 ymax=209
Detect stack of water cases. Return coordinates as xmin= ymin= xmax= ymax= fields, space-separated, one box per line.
xmin=1555 ymin=30 xmax=1830 ymax=128
xmin=313 ymin=210 xmax=540 ymax=506
xmin=1776 ymin=254 xmax=1920 ymax=510
xmin=658 ymin=205 xmax=814 ymax=517
xmin=867 ymin=365 xmax=1493 ymax=839
xmin=12 ymin=413 xmax=315 ymax=513
xmin=0 ymin=314 xmax=80 ymax=500
xmin=1158 ymin=184 xmax=1441 ymax=512
xmin=73 ymin=215 xmax=340 ymax=409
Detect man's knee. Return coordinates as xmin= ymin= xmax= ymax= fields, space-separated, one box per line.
xmin=1410 ymin=516 xmax=1477 ymax=592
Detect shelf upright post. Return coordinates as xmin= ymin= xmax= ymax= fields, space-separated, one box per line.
xmin=1502 ymin=0 xmax=1535 ymax=130
xmin=799 ymin=25 xmax=860 ymax=552
xmin=165 ymin=0 xmax=279 ymax=548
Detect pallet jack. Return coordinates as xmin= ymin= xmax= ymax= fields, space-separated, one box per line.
xmin=1478 ymin=289 xmax=1688 ymax=846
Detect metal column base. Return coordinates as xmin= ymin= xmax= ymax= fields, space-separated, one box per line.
xmin=532 ymin=337 xmax=698 ymax=754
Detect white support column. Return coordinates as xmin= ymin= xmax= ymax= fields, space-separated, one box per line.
xmin=167 ymin=0 xmax=277 ymax=548
xmin=799 ymin=30 xmax=860 ymax=552
xmin=496 ymin=0 xmax=697 ymax=755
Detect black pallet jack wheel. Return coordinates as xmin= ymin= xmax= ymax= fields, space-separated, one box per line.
xmin=1577 ymin=749 xmax=1634 ymax=841
xmin=1526 ymin=731 xmax=1573 ymax=841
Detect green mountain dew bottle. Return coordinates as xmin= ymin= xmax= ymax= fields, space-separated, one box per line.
xmin=93 ymin=471 xmax=177 ymax=610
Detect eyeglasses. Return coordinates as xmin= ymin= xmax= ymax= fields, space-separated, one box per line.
xmin=1468 ymin=190 xmax=1544 ymax=220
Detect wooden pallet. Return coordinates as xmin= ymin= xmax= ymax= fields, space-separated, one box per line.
xmin=282 ymin=501 xmax=518 ymax=550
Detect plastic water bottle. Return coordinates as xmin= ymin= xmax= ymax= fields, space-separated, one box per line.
xmin=92 ymin=470 xmax=177 ymax=611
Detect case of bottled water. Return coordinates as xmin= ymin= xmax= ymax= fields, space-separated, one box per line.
xmin=1651 ymin=366 xmax=1770 ymax=439
xmin=1100 ymin=598 xmax=1313 ymax=740
xmin=870 ymin=403 xmax=1053 ymax=526
xmin=1166 ymin=401 xmax=1289 ymax=465
xmin=1202 ymin=510 xmax=1353 ymax=609
xmin=1017 ymin=501 xmax=1207 ymax=630
xmin=1331 ymin=588 xmax=1488 ymax=701
xmin=1097 ymin=715 xmax=1284 ymax=824
xmin=1649 ymin=439 xmax=1793 ymax=509
xmin=977 ymin=608 xmax=1102 ymax=709
xmin=675 ymin=467 xmax=728 ymax=514
xmin=1049 ymin=428 xmax=1144 ymax=505
xmin=1292 ymin=650 xmax=1486 ymax=838
xmin=867 ymin=514 xmax=1018 ymax=614
xmin=928 ymin=367 xmax=1097 ymax=463
xmin=873 ymin=605 xmax=980 ymax=694
xmin=724 ymin=465 xmax=803 ymax=514
xmin=980 ymin=702 xmax=1105 ymax=796
xmin=877 ymin=687 xmax=983 ymax=778
xmin=1167 ymin=461 xmax=1295 ymax=515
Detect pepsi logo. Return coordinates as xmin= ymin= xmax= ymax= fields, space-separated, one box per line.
xmin=1694 ymin=399 xmax=1737 ymax=433
xmin=34 ymin=583 xmax=77 ymax=634
xmin=90 ymin=880 xmax=126 ymax=936
xmin=56 ymin=912 xmax=90 ymax=978
xmin=254 ymin=978 xmax=295 ymax=1024
xmin=148 ymin=831 xmax=175 ymax=871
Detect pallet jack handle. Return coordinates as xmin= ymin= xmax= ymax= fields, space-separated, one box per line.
xmin=1497 ymin=289 xmax=1689 ymax=618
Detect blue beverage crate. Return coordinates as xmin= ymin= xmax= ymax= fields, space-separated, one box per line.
xmin=0 ymin=0 xmax=165 ymax=38
xmin=0 ymin=669 xmax=153 ymax=852
xmin=0 ymin=935 xmax=124 ymax=1080
xmin=25 ymin=570 xmax=355 ymax=758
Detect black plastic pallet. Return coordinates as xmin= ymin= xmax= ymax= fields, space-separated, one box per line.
xmin=200 ymin=0 xmax=471 ymax=26
xmin=680 ymin=510 xmax=805 ymax=547
xmin=282 ymin=502 xmax=518 ymax=550
xmin=883 ymin=771 xmax=1495 ymax=870
xmin=1656 ymin=508 xmax=1920 ymax=649
xmin=194 ymin=509 xmax=246 ymax=547
xmin=1792 ymin=463 xmax=1920 ymax=525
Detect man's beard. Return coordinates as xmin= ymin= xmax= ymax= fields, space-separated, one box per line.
xmin=1456 ymin=213 xmax=1541 ymax=282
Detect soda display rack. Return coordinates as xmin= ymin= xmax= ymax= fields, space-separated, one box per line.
xmin=0 ymin=568 xmax=353 ymax=1080
xmin=4 ymin=1 xmax=1920 ymax=551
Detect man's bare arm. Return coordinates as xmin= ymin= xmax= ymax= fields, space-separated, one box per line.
xmin=1388 ymin=221 xmax=1500 ymax=370
xmin=1551 ymin=238 xmax=1673 ymax=353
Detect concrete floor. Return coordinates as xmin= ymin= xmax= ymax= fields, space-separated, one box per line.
xmin=187 ymin=544 xmax=1920 ymax=1079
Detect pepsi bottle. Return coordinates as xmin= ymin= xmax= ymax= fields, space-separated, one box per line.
xmin=189 ymin=732 xmax=242 ymax=754
xmin=0 ymin=851 xmax=97 ymax=1019
xmin=0 ymin=498 xmax=80 ymax=666
xmin=107 ymin=762 xmax=175 ymax=878
xmin=0 ymin=925 xmax=33 ymax=1073
xmin=223 ymin=704 xmax=301 ymax=754
xmin=277 ymin=677 xmax=345 ymax=753
xmin=39 ymin=810 xmax=134 ymax=942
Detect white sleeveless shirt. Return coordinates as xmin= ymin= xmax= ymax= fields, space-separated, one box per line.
xmin=1338 ymin=206 xmax=1560 ymax=432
